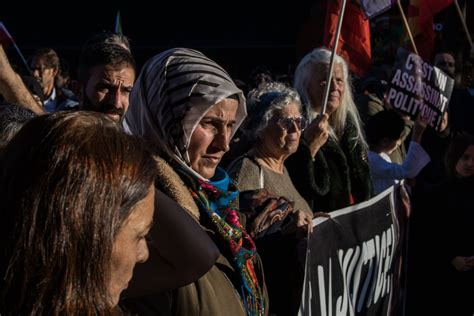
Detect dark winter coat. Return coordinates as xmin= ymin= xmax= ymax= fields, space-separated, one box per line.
xmin=285 ymin=116 xmax=373 ymax=213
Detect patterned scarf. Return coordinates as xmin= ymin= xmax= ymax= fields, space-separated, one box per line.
xmin=177 ymin=166 xmax=265 ymax=316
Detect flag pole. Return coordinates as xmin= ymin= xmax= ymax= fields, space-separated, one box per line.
xmin=397 ymin=0 xmax=419 ymax=56
xmin=0 ymin=22 xmax=30 ymax=74
xmin=115 ymin=11 xmax=122 ymax=35
xmin=321 ymin=0 xmax=347 ymax=115
xmin=453 ymin=0 xmax=473 ymax=53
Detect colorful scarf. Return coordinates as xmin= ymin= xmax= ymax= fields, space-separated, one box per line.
xmin=177 ymin=167 xmax=265 ymax=316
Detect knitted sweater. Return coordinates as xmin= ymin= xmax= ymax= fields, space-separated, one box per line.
xmin=228 ymin=156 xmax=312 ymax=215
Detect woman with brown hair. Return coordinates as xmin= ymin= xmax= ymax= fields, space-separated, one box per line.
xmin=0 ymin=111 xmax=157 ymax=315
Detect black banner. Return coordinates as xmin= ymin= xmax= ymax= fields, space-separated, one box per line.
xmin=299 ymin=185 xmax=409 ymax=316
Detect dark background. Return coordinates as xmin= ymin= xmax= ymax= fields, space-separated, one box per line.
xmin=1 ymin=1 xmax=472 ymax=83
xmin=1 ymin=1 xmax=317 ymax=81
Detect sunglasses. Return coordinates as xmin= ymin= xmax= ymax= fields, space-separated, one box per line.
xmin=275 ymin=117 xmax=308 ymax=131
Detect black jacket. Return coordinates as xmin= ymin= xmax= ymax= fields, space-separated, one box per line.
xmin=286 ymin=116 xmax=373 ymax=213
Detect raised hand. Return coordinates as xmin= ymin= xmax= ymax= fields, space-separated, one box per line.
xmin=303 ymin=113 xmax=330 ymax=157
xmin=411 ymin=110 xmax=430 ymax=143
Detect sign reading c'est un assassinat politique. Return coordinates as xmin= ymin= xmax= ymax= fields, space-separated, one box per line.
xmin=386 ymin=47 xmax=454 ymax=130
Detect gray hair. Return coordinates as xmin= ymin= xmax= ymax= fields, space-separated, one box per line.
xmin=294 ymin=47 xmax=366 ymax=149
xmin=243 ymin=82 xmax=302 ymax=142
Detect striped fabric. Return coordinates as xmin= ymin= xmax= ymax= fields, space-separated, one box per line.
xmin=125 ymin=48 xmax=246 ymax=178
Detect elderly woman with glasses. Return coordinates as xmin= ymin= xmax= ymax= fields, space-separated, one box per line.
xmin=229 ymin=82 xmax=312 ymax=221
xmin=228 ymin=82 xmax=314 ymax=316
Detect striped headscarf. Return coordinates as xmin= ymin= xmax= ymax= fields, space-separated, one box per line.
xmin=125 ymin=49 xmax=265 ymax=315
xmin=124 ymin=48 xmax=246 ymax=179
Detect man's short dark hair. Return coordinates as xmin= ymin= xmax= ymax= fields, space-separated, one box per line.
xmin=82 ymin=31 xmax=131 ymax=52
xmin=31 ymin=48 xmax=60 ymax=69
xmin=77 ymin=42 xmax=135 ymax=84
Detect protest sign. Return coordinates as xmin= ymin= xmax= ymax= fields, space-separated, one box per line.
xmin=386 ymin=48 xmax=454 ymax=130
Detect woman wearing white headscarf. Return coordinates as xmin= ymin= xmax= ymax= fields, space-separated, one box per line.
xmin=123 ymin=48 xmax=267 ymax=316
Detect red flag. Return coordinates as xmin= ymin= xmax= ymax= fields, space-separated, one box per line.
xmin=0 ymin=22 xmax=15 ymax=47
xmin=406 ymin=0 xmax=453 ymax=60
xmin=324 ymin=0 xmax=371 ymax=77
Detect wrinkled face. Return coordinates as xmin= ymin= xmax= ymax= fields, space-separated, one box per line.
xmin=434 ymin=53 xmax=455 ymax=77
xmin=81 ymin=64 xmax=135 ymax=123
xmin=108 ymin=186 xmax=154 ymax=306
xmin=31 ymin=57 xmax=58 ymax=96
xmin=260 ymin=102 xmax=304 ymax=157
xmin=188 ymin=98 xmax=238 ymax=179
xmin=455 ymin=145 xmax=474 ymax=178
xmin=307 ymin=63 xmax=344 ymax=116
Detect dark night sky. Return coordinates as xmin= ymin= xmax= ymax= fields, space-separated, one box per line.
xmin=1 ymin=1 xmax=316 ymax=79
xmin=2 ymin=1 xmax=472 ymax=80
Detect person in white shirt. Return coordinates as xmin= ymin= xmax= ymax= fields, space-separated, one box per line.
xmin=366 ymin=110 xmax=430 ymax=194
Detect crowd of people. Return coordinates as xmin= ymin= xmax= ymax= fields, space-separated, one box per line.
xmin=0 ymin=30 xmax=473 ymax=315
